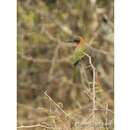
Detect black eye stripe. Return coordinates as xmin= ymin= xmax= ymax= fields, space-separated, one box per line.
xmin=67 ymin=37 xmax=81 ymax=43
xmin=73 ymin=39 xmax=80 ymax=43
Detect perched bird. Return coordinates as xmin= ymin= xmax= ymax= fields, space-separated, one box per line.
xmin=68 ymin=36 xmax=87 ymax=66
xmin=68 ymin=36 xmax=87 ymax=82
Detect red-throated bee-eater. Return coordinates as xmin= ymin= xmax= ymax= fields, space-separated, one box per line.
xmin=68 ymin=36 xmax=87 ymax=65
xmin=68 ymin=36 xmax=87 ymax=82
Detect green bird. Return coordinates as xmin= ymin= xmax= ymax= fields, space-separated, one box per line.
xmin=68 ymin=36 xmax=87 ymax=82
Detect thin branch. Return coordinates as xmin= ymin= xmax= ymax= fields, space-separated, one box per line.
xmin=88 ymin=45 xmax=114 ymax=56
xmin=18 ymin=52 xmax=70 ymax=64
xmin=17 ymin=123 xmax=54 ymax=129
xmin=18 ymin=52 xmax=51 ymax=63
xmin=17 ymin=124 xmax=40 ymax=129
xmin=44 ymin=91 xmax=75 ymax=121
xmin=105 ymin=103 xmax=109 ymax=129
xmin=83 ymin=53 xmax=96 ymax=130
xmin=48 ymin=45 xmax=60 ymax=80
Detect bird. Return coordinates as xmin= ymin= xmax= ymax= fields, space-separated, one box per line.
xmin=68 ymin=36 xmax=87 ymax=82
xmin=68 ymin=36 xmax=87 ymax=66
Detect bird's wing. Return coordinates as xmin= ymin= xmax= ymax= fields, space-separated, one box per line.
xmin=71 ymin=46 xmax=86 ymax=65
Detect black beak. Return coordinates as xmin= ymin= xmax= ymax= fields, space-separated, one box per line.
xmin=67 ymin=39 xmax=80 ymax=43
xmin=67 ymin=39 xmax=75 ymax=43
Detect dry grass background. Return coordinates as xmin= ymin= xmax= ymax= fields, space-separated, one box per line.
xmin=17 ymin=0 xmax=114 ymax=130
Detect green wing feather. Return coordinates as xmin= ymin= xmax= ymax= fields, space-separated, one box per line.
xmin=71 ymin=46 xmax=86 ymax=65
xmin=71 ymin=45 xmax=87 ymax=82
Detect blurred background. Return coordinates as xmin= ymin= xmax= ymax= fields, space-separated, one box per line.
xmin=17 ymin=0 xmax=114 ymax=130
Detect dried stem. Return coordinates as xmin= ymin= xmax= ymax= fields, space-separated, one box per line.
xmin=105 ymin=103 xmax=109 ymax=129
xmin=44 ymin=91 xmax=75 ymax=121
xmin=48 ymin=45 xmax=60 ymax=80
xmin=84 ymin=53 xmax=96 ymax=130
xmin=17 ymin=123 xmax=54 ymax=129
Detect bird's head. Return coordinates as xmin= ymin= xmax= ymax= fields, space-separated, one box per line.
xmin=67 ymin=36 xmax=85 ymax=46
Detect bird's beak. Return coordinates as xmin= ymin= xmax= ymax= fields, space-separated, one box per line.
xmin=67 ymin=39 xmax=76 ymax=43
xmin=66 ymin=36 xmax=81 ymax=44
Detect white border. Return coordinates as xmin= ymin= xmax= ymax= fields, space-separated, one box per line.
xmin=0 ymin=0 xmax=16 ymax=130
xmin=115 ymin=0 xmax=130 ymax=130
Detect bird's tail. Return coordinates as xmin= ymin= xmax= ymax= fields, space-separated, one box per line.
xmin=73 ymin=66 xmax=78 ymax=83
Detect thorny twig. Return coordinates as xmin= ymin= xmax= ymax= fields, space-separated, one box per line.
xmin=44 ymin=91 xmax=75 ymax=121
xmin=83 ymin=52 xmax=96 ymax=130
